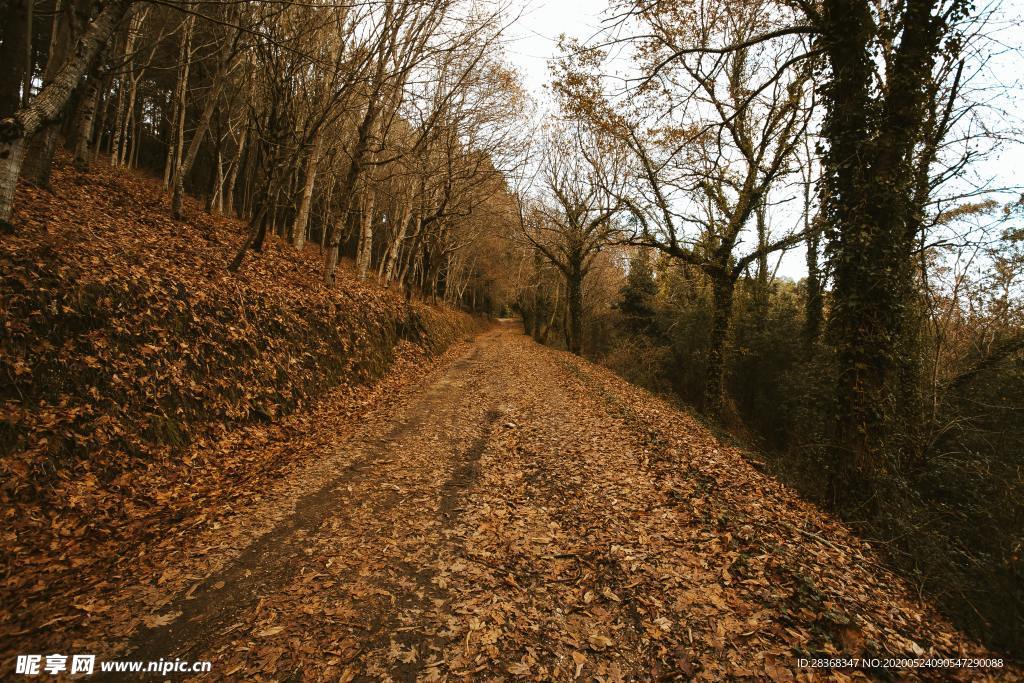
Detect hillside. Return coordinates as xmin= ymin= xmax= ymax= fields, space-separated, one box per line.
xmin=0 ymin=155 xmax=480 ymax=654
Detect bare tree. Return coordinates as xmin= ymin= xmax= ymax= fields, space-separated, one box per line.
xmin=555 ymin=0 xmax=812 ymax=413
xmin=520 ymin=130 xmax=621 ymax=355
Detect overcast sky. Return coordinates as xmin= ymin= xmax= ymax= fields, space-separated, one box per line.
xmin=504 ymin=0 xmax=610 ymax=103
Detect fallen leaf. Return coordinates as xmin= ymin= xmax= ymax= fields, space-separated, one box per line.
xmin=142 ymin=611 xmax=181 ymax=628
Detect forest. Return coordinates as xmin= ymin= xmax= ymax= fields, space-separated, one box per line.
xmin=1 ymin=0 xmax=1022 ymax=678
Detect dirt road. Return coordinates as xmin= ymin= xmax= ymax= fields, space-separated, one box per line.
xmin=27 ymin=323 xmax=1009 ymax=680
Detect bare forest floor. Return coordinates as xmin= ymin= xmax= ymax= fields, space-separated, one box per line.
xmin=0 ymin=158 xmax=1019 ymax=681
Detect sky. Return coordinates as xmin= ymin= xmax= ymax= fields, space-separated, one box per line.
xmin=500 ymin=0 xmax=1024 ymax=282
xmin=503 ymin=0 xmax=610 ymax=103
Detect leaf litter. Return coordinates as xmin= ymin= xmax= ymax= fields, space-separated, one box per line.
xmin=21 ymin=328 xmax=1013 ymax=680
xmin=0 ymin=156 xmax=1018 ymax=681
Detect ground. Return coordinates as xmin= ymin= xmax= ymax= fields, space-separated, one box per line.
xmin=5 ymin=323 xmax=1018 ymax=681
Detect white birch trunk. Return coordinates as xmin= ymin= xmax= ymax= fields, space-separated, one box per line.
xmin=355 ymin=189 xmax=376 ymax=280
xmin=292 ymin=130 xmax=322 ymax=251
xmin=381 ymin=201 xmax=413 ymax=283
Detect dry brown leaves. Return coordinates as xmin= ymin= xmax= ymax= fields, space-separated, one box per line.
xmin=0 ymin=154 xmax=478 ymax=658
xmin=436 ymin=336 xmax=1017 ymax=681
xmin=1 ymin=156 xmax=1018 ymax=682
xmin=92 ymin=327 xmax=1016 ymax=681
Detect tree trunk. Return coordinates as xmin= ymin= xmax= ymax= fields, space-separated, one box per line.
xmin=754 ymin=205 xmax=769 ymax=331
xmin=223 ymin=126 xmax=245 ymax=216
xmin=23 ymin=124 xmax=62 ymax=187
xmin=22 ymin=0 xmax=77 ymax=187
xmin=128 ymin=102 xmax=142 ymax=167
xmin=318 ymin=178 xmax=334 ymax=252
xmin=207 ymin=147 xmax=223 ymax=214
xmin=22 ymin=0 xmax=76 ymax=187
xmin=562 ymin=298 xmax=571 ymax=350
xmin=355 ymin=189 xmax=376 ymax=279
xmin=228 ymin=203 xmax=268 ymax=272
xmin=163 ymin=14 xmax=193 ymax=189
xmin=0 ymin=139 xmax=27 ymax=231
xmin=821 ymin=0 xmax=941 ymax=494
xmin=112 ymin=6 xmax=146 ymax=167
xmin=91 ymin=79 xmax=110 ymax=156
xmin=540 ymin=279 xmax=560 ymax=345
xmin=73 ymin=74 xmax=100 ymax=170
xmin=381 ymin=201 xmax=412 ymax=283
xmin=253 ymin=207 xmax=271 ymax=252
xmin=0 ymin=0 xmax=134 ymax=229
xmin=566 ymin=266 xmax=583 ymax=355
xmin=117 ymin=71 xmax=139 ymax=166
xmin=291 ymin=130 xmax=321 ymax=251
xmin=323 ymin=194 xmax=356 ymax=283
xmin=323 ymin=106 xmax=377 ymax=285
xmin=397 ymin=212 xmax=424 ymax=287
xmin=0 ymin=0 xmax=30 ymax=120
xmin=804 ymin=212 xmax=823 ymax=345
xmin=23 ymin=0 xmax=34 ymax=107
xmin=523 ymin=301 xmax=535 ymax=339
xmin=324 ymin=237 xmax=342 ymax=285
xmin=703 ymin=274 xmax=735 ymax=417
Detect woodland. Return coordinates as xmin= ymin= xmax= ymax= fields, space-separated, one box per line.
xmin=0 ymin=0 xmax=1023 ymax=677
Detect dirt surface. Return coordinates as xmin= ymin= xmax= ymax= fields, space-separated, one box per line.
xmin=13 ymin=323 xmax=1018 ymax=680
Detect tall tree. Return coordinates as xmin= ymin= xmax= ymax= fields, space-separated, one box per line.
xmin=810 ymin=0 xmax=973 ymax=495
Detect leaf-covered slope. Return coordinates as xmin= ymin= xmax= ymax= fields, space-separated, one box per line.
xmin=0 ymin=155 xmax=478 ymax=622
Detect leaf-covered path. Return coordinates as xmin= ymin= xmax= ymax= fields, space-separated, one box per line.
xmin=36 ymin=323 xmax=1013 ymax=680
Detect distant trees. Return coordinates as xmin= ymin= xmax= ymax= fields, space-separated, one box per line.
xmin=519 ymin=130 xmax=621 ymax=355
xmin=553 ymin=0 xmax=812 ymax=414
xmin=514 ymin=248 xmax=564 ymax=345
xmin=551 ymin=0 xmax=1004 ymax=472
xmin=167 ymin=4 xmax=244 ymax=220
xmin=587 ymin=0 xmax=988 ymax=491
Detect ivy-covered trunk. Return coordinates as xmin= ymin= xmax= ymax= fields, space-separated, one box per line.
xmin=804 ymin=213 xmax=824 ymax=346
xmin=566 ymin=265 xmax=584 ymax=356
xmin=820 ymin=0 xmax=943 ymax=497
xmin=703 ymin=273 xmax=735 ymax=417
